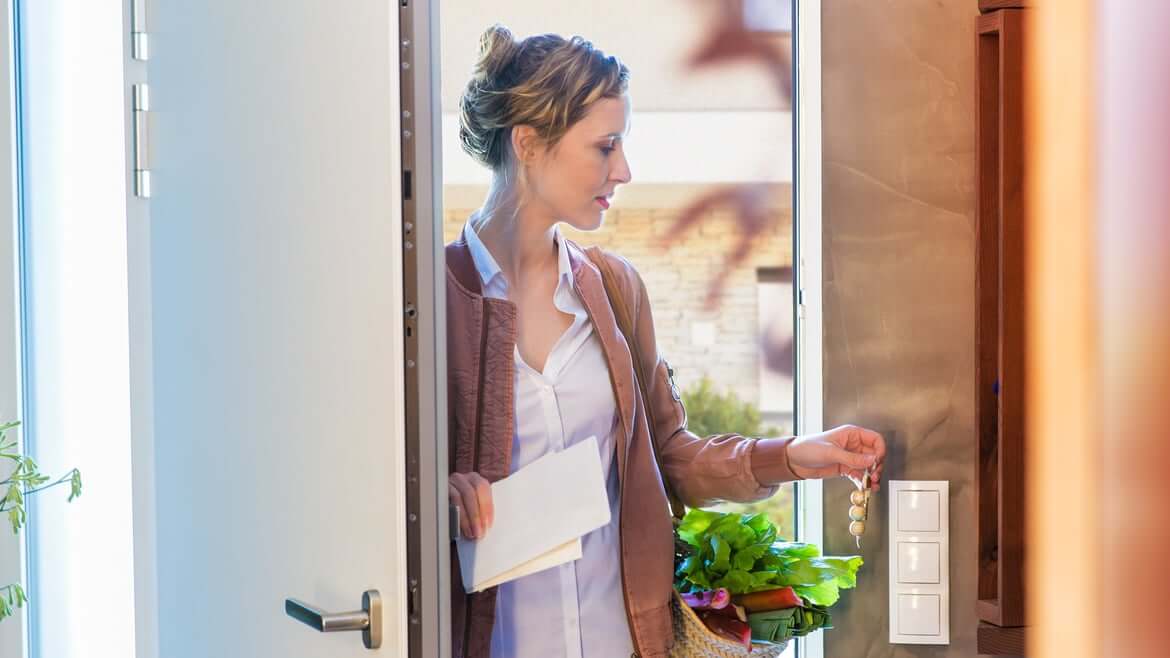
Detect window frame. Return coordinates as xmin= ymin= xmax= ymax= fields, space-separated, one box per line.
xmin=792 ymin=1 xmax=825 ymax=657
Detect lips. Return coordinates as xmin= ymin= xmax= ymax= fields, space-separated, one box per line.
xmin=595 ymin=197 xmax=610 ymax=209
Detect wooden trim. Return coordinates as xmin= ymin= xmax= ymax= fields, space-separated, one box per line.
xmin=978 ymin=623 xmax=1027 ymax=656
xmin=980 ymin=0 xmax=1032 ymax=13
xmin=974 ymin=7 xmax=1028 ymax=630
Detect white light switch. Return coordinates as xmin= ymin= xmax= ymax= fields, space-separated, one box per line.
xmin=889 ymin=480 xmax=949 ymax=645
xmin=897 ymin=542 xmax=941 ymax=584
xmin=897 ymin=594 xmax=942 ymax=636
xmin=897 ymin=490 xmax=940 ymax=532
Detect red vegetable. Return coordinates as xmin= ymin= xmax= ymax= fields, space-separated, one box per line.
xmin=699 ymin=611 xmax=753 ymax=649
xmin=732 ymin=586 xmax=803 ymax=612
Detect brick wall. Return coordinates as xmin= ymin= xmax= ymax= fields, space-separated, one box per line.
xmin=443 ymin=199 xmax=793 ymax=424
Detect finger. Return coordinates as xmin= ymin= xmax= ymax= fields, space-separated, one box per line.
xmin=469 ymin=473 xmax=494 ymax=533
xmin=449 ymin=482 xmax=472 ymax=539
xmin=451 ymin=475 xmax=482 ymax=538
xmin=867 ymin=430 xmax=888 ymax=460
xmin=833 ymin=445 xmax=878 ymax=472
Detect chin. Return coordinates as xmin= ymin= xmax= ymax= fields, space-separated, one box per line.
xmin=562 ymin=213 xmax=606 ymax=233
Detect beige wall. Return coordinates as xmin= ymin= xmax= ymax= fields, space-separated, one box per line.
xmin=441 ymin=0 xmax=791 ymax=112
xmin=821 ymin=1 xmax=979 ymax=656
xmin=443 ymin=196 xmax=792 ymax=421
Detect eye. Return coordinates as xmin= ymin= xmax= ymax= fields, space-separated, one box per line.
xmin=599 ymin=146 xmax=615 ymax=156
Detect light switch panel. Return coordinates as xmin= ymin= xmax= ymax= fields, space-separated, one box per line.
xmin=888 ymin=480 xmax=949 ymax=645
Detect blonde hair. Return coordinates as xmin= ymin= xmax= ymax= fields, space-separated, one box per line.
xmin=458 ymin=24 xmax=630 ymax=172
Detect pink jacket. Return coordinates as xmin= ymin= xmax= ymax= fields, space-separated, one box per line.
xmin=446 ymin=236 xmax=800 ymax=657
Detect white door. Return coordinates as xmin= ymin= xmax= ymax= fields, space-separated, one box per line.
xmin=126 ymin=1 xmax=441 ymax=656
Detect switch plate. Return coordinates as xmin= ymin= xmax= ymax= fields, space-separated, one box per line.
xmin=897 ymin=490 xmax=940 ymax=532
xmin=888 ymin=480 xmax=949 ymax=644
xmin=896 ymin=541 xmax=941 ymax=584
xmin=897 ymin=594 xmax=942 ymax=636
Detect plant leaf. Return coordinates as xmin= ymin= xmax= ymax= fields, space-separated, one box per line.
xmin=677 ymin=508 xmax=722 ymax=546
xmin=69 ymin=469 xmax=82 ymax=502
xmin=708 ymin=535 xmax=731 ymax=574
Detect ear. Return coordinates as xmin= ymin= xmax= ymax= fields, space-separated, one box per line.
xmin=510 ymin=124 xmax=539 ymax=164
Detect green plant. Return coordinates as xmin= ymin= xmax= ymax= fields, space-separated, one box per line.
xmin=681 ymin=376 xmax=780 ymax=439
xmin=681 ymin=377 xmax=793 ymax=536
xmin=0 ymin=420 xmax=82 ymax=622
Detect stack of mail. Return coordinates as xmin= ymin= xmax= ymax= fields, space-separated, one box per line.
xmin=455 ymin=436 xmax=612 ymax=593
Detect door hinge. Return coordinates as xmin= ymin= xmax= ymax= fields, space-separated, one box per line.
xmin=132 ymin=84 xmax=152 ymax=198
xmin=131 ymin=0 xmax=149 ymax=60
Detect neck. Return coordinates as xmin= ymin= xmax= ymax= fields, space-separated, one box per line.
xmin=470 ymin=177 xmax=559 ymax=291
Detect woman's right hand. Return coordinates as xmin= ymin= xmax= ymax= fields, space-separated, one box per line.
xmin=449 ymin=471 xmax=494 ymax=540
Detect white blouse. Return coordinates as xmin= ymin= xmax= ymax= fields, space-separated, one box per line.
xmin=462 ymin=222 xmax=634 ymax=658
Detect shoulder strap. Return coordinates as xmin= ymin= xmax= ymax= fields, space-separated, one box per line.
xmin=584 ymin=246 xmax=686 ymax=520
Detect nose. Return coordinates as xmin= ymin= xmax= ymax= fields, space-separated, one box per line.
xmin=611 ymin=149 xmax=632 ymax=185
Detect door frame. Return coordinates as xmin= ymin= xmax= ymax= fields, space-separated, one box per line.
xmin=400 ymin=1 xmax=451 ymax=657
xmin=416 ymin=1 xmax=826 ymax=656
xmin=0 ymin=0 xmax=27 ymax=655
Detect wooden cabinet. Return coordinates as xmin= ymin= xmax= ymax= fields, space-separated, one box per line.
xmin=975 ymin=1 xmax=1030 ymax=654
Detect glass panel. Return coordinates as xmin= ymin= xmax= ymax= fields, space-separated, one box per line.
xmin=13 ymin=1 xmax=137 ymax=656
xmin=440 ymin=2 xmax=796 ymax=656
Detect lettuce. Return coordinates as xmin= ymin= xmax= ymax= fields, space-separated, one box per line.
xmin=674 ymin=509 xmax=863 ymax=607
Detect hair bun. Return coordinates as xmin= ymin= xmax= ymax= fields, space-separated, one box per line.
xmin=474 ymin=24 xmax=520 ymax=84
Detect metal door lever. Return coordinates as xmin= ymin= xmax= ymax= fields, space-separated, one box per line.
xmin=285 ymin=589 xmax=381 ymax=649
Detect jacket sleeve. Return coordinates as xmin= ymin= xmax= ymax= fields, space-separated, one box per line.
xmin=619 ymin=256 xmax=803 ymax=509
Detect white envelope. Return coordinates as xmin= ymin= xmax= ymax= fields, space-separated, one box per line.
xmin=456 ymin=436 xmax=611 ymax=593
xmin=474 ymin=538 xmax=582 ymax=591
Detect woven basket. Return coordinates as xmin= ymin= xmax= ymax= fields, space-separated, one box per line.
xmin=668 ymin=591 xmax=789 ymax=658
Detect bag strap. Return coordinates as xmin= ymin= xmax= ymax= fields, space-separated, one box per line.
xmin=585 ymin=246 xmax=686 ymax=520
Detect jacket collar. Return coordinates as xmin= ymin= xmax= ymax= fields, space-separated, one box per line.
xmin=460 ymin=223 xmax=575 ymax=296
xmin=445 ymin=237 xmax=482 ymax=296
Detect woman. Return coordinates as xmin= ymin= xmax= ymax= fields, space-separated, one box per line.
xmin=446 ymin=25 xmax=886 ymax=658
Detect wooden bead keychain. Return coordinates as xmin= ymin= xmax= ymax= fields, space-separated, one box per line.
xmin=847 ymin=467 xmax=871 ymax=549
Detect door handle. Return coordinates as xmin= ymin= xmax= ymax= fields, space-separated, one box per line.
xmin=285 ymin=589 xmax=381 ymax=649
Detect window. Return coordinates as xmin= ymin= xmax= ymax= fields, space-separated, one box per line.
xmin=10 ymin=1 xmax=138 ymax=656
xmin=440 ymin=1 xmax=821 ymax=655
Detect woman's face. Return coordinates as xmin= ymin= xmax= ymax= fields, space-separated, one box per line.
xmin=522 ymin=94 xmax=633 ymax=232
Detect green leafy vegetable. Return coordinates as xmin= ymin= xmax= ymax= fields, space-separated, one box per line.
xmin=675 ymin=509 xmax=863 ymax=601
xmin=748 ymin=603 xmax=834 ymax=642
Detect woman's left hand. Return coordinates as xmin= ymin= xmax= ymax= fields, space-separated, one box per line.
xmin=785 ymin=424 xmax=886 ymax=489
